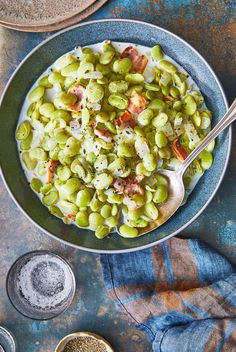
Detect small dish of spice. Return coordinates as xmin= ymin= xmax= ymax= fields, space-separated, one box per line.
xmin=6 ymin=250 xmax=76 ymax=320
xmin=55 ymin=332 xmax=114 ymax=352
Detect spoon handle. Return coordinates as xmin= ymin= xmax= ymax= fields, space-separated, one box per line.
xmin=179 ymin=99 xmax=236 ymax=176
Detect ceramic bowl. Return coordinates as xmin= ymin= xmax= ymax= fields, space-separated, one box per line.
xmin=6 ymin=251 xmax=76 ymax=320
xmin=55 ymin=332 xmax=114 ymax=352
xmin=0 ymin=19 xmax=230 ymax=253
xmin=0 ymin=327 xmax=16 ymax=352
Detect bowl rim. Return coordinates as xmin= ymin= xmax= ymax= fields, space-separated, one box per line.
xmin=0 ymin=326 xmax=16 ymax=352
xmin=0 ymin=18 xmax=231 ymax=254
xmin=6 ymin=250 xmax=76 ymax=320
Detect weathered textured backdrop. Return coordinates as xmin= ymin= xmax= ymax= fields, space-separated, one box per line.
xmin=0 ymin=1 xmax=235 ymax=351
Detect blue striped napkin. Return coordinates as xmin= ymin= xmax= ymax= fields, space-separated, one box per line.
xmin=101 ymin=238 xmax=236 ymax=351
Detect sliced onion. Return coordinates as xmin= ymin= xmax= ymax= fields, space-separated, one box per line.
xmin=86 ymin=102 xmax=101 ymax=111
xmin=70 ymin=119 xmax=80 ymax=129
xmin=143 ymin=67 xmax=155 ymax=83
xmin=70 ymin=129 xmax=83 ymax=140
xmin=73 ymin=46 xmax=83 ymax=60
xmin=69 ymin=120 xmax=83 ymax=140
xmin=123 ymin=197 xmax=137 ymax=211
xmin=83 ymin=71 xmax=103 ymax=79
xmin=167 ymin=158 xmax=182 ymax=171
xmin=159 ymin=71 xmax=172 ymax=86
xmin=53 ymin=82 xmax=62 ymax=93
xmin=44 ymin=88 xmax=57 ymax=103
xmin=47 ymin=138 xmax=57 ymax=150
xmin=160 ymin=122 xmax=175 ymax=139
xmin=31 ymin=120 xmax=44 ymax=148
xmin=32 ymin=119 xmax=44 ymax=132
xmin=184 ymin=121 xmax=200 ymax=146
xmin=174 ymin=125 xmax=184 ymax=137
xmin=174 ymin=116 xmax=183 ymax=127
xmin=44 ymin=120 xmax=56 ymax=134
xmin=135 ymin=136 xmax=150 ymax=158
xmin=201 ymin=116 xmax=211 ymax=130
xmin=157 ymin=159 xmax=164 ymax=168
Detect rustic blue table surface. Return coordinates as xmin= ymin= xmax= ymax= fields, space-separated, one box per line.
xmin=0 ymin=1 xmax=236 ymax=351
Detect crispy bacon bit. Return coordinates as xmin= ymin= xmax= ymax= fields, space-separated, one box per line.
xmin=124 ymin=183 xmax=144 ymax=197
xmin=120 ymin=46 xmax=139 ymax=60
xmin=132 ymin=55 xmax=148 ymax=74
xmin=68 ymin=84 xmax=86 ymax=111
xmin=115 ymin=111 xmax=137 ymax=129
xmin=47 ymin=159 xmax=59 ymax=183
xmin=92 ymin=122 xmax=113 ymax=142
xmin=65 ymin=214 xmax=76 ymax=220
xmin=113 ymin=178 xmax=127 ymax=193
xmin=113 ymin=176 xmax=144 ymax=196
xmin=120 ymin=46 xmax=148 ymax=74
xmin=68 ymin=101 xmax=82 ymax=111
xmin=128 ymin=90 xmax=148 ymax=114
xmin=94 ymin=128 xmax=113 ymax=142
xmin=69 ymin=84 xmax=86 ymax=99
xmin=171 ymin=139 xmax=188 ymax=161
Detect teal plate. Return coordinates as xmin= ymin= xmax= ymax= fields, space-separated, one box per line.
xmin=0 ymin=19 xmax=231 ymax=253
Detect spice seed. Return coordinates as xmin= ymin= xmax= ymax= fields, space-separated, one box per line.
xmin=62 ymin=336 xmax=107 ymax=352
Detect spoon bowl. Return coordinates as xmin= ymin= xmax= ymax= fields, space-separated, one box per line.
xmin=137 ymin=169 xmax=185 ymax=236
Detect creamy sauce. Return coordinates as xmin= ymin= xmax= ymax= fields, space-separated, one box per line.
xmin=17 ymin=41 xmax=205 ymax=228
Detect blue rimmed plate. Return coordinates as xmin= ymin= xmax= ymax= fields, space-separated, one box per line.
xmin=0 ymin=19 xmax=230 ymax=253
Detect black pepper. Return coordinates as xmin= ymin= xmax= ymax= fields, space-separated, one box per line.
xmin=62 ymin=336 xmax=107 ymax=352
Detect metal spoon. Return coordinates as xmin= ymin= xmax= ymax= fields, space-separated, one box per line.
xmin=118 ymin=99 xmax=236 ymax=236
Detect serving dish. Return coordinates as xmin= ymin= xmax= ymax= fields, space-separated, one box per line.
xmin=0 ymin=19 xmax=230 ymax=253
xmin=0 ymin=0 xmax=108 ymax=33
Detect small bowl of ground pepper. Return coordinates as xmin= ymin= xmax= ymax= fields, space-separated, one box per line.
xmin=55 ymin=331 xmax=114 ymax=352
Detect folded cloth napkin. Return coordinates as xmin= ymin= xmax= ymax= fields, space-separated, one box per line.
xmin=101 ymin=238 xmax=236 ymax=352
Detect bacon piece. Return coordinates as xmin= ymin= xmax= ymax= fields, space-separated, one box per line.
xmin=113 ymin=178 xmax=127 ymax=193
xmin=120 ymin=46 xmax=139 ymax=60
xmin=68 ymin=101 xmax=82 ymax=111
xmin=128 ymin=90 xmax=148 ymax=114
xmin=94 ymin=128 xmax=113 ymax=142
xmin=47 ymin=159 xmax=59 ymax=183
xmin=92 ymin=121 xmax=113 ymax=142
xmin=124 ymin=183 xmax=144 ymax=197
xmin=68 ymin=84 xmax=86 ymax=111
xmin=115 ymin=111 xmax=137 ymax=129
xmin=69 ymin=84 xmax=86 ymax=99
xmin=171 ymin=138 xmax=188 ymax=161
xmin=120 ymin=46 xmax=148 ymax=73
xmin=113 ymin=176 xmax=144 ymax=196
xmin=64 ymin=214 xmax=76 ymax=220
xmin=132 ymin=55 xmax=148 ymax=74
